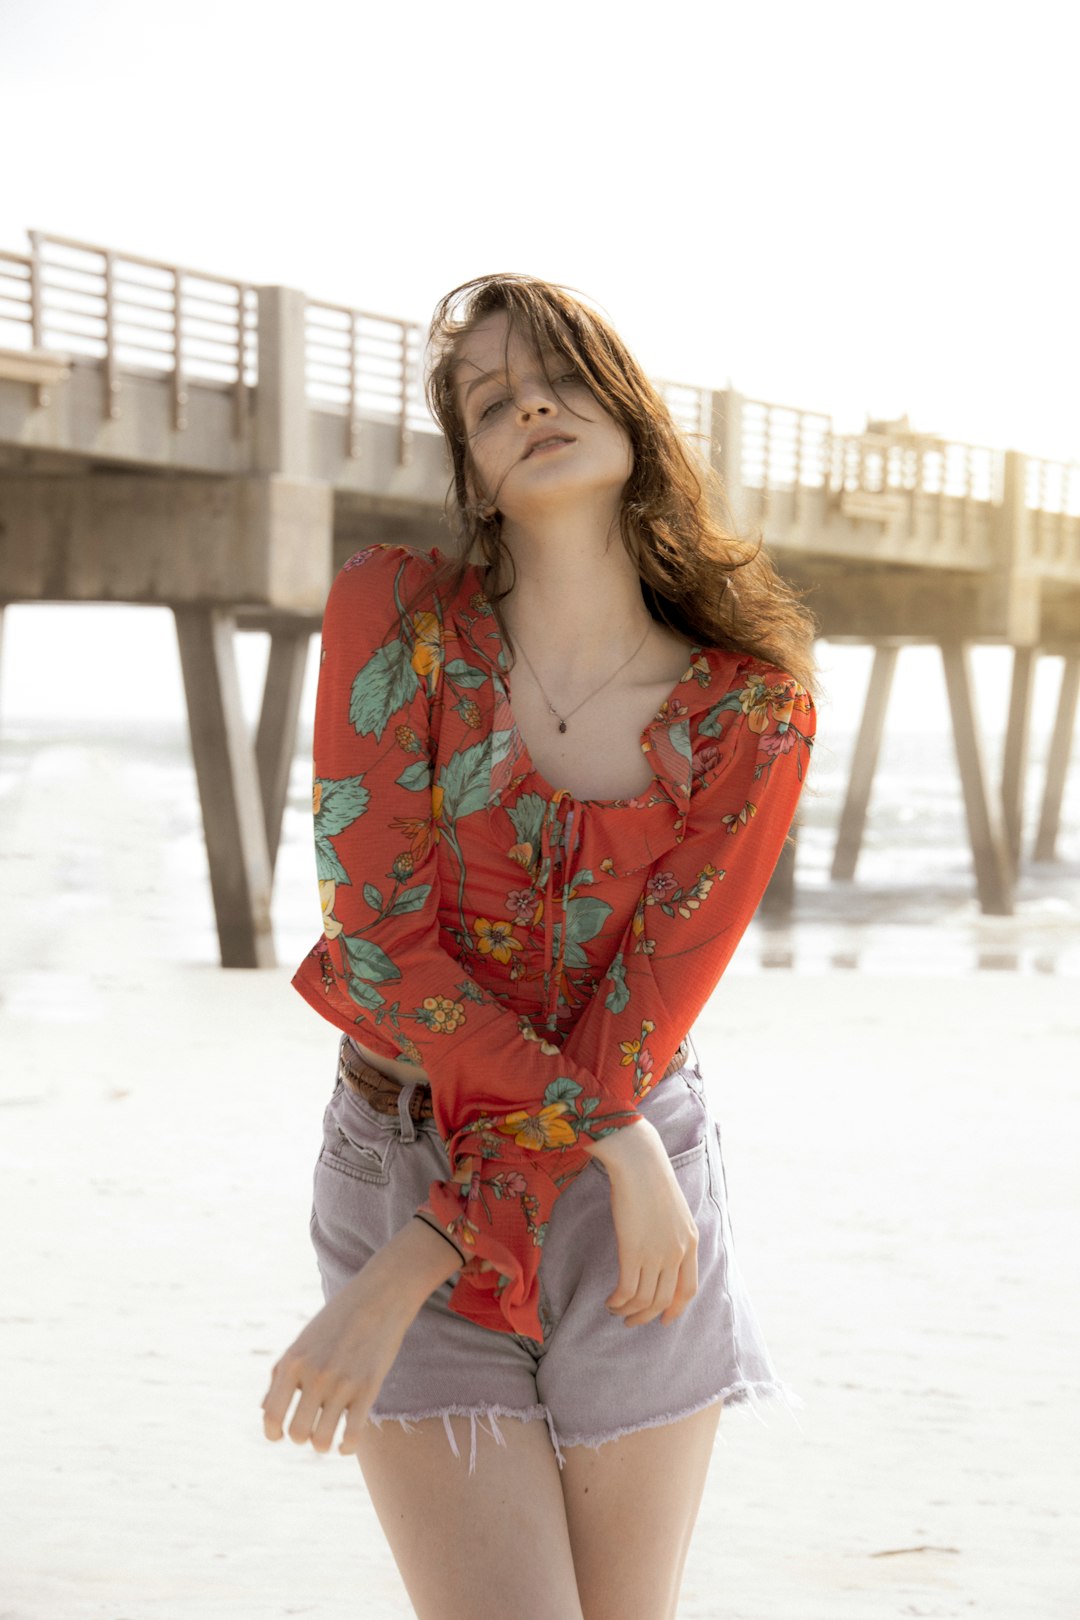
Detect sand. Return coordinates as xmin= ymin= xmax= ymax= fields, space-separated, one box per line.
xmin=1 ymin=737 xmax=1078 ymax=1618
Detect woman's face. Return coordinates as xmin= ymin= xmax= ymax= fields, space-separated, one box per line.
xmin=452 ymin=311 xmax=633 ymax=525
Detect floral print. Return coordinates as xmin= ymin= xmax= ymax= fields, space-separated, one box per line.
xmin=292 ymin=543 xmax=816 ymax=1338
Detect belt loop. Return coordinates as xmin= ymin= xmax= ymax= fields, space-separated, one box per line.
xmin=397 ymin=1083 xmax=418 ymax=1143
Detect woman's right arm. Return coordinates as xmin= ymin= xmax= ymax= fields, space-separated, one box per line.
xmin=295 ymin=542 xmax=630 ymax=1116
xmin=262 ymin=1213 xmax=466 ymax=1455
xmin=295 ymin=543 xmax=658 ymax=1339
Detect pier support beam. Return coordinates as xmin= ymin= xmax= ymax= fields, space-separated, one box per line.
xmin=710 ymin=387 xmax=747 ymax=529
xmin=831 ymin=642 xmax=900 ymax=882
xmin=1001 ymin=645 xmax=1038 ymax=872
xmin=255 ymin=623 xmax=312 ymax=873
xmin=759 ymin=819 xmax=798 ymax=918
xmin=174 ymin=606 xmax=276 ymax=968
xmin=1033 ymin=654 xmax=1080 ymax=861
xmin=939 ymin=640 xmax=1014 ymax=915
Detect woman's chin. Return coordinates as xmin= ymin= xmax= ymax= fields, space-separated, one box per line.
xmin=498 ymin=478 xmax=626 ymax=526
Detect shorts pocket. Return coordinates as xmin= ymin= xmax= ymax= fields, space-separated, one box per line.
xmin=589 ymin=1073 xmax=710 ymax=1180
xmin=670 ymin=1137 xmax=708 ymax=1173
xmin=671 ymin=1134 xmax=710 ymax=1219
xmin=705 ymin=1121 xmax=736 ymax=1240
xmin=319 ymin=1088 xmax=396 ymax=1185
xmin=588 ymin=1132 xmax=708 ymax=1180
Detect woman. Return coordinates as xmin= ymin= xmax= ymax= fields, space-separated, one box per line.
xmin=262 ymin=273 xmax=818 ymax=1620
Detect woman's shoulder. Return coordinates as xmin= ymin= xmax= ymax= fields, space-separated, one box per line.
xmin=696 ymin=643 xmax=803 ymax=690
xmin=324 ymin=542 xmax=446 ymax=626
xmin=694 ymin=646 xmax=813 ymax=723
xmin=335 ymin=541 xmax=441 ymax=588
xmin=684 ymin=646 xmax=815 ymax=795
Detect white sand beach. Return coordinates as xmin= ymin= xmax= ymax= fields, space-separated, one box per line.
xmin=1 ymin=732 xmax=1078 ymax=1619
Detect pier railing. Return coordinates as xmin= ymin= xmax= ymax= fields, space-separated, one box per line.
xmin=0 ymin=231 xmax=257 ymax=433
xmin=2 ymin=228 xmax=1078 ymax=580
xmin=304 ymin=298 xmax=427 ymax=464
xmin=1026 ymin=455 xmax=1080 ymax=576
xmin=654 ymin=383 xmax=833 ymax=494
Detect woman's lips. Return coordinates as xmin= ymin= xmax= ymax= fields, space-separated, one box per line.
xmin=525 ymin=437 xmax=574 ymax=458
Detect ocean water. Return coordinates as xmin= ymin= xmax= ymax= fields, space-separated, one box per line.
xmin=1 ymin=714 xmax=1077 ymax=985
xmin=791 ymin=723 xmax=1080 ymax=975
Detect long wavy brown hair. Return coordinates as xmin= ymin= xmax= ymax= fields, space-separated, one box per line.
xmin=403 ymin=272 xmax=819 ymax=699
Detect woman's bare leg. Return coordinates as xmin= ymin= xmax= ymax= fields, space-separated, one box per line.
xmin=354 ymin=1413 xmax=584 ymax=1620
xmin=559 ymin=1400 xmax=723 ymax=1620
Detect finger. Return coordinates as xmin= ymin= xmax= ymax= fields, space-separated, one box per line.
xmin=310 ymin=1396 xmax=348 ymax=1455
xmin=607 ymin=1267 xmax=641 ymax=1312
xmin=288 ymin=1387 xmax=325 ymax=1446
xmin=262 ymin=1371 xmax=299 ymax=1442
xmin=339 ymin=1397 xmax=373 ymax=1456
xmin=660 ymin=1247 xmax=700 ymax=1325
xmin=615 ymin=1266 xmax=660 ymax=1322
xmin=624 ymin=1265 xmax=678 ymax=1326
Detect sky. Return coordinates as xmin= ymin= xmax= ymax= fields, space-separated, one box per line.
xmin=1 ymin=0 xmax=1074 ymax=456
xmin=0 ymin=0 xmax=1076 ymax=737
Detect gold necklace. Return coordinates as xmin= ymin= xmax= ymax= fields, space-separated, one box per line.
xmin=512 ymin=621 xmax=653 ymax=733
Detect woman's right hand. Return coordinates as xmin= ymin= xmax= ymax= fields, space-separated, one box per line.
xmin=585 ymin=1118 xmax=699 ymax=1327
xmin=261 ymin=1217 xmax=462 ymax=1455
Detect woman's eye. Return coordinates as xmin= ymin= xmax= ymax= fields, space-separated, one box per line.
xmin=477 ymin=373 xmax=583 ymax=422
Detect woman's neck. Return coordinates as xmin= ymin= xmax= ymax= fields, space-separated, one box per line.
xmin=485 ymin=525 xmax=655 ymax=684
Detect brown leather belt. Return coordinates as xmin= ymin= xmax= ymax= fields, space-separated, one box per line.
xmin=337 ymin=1036 xmax=692 ymax=1123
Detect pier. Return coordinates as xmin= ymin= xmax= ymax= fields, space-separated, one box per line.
xmin=1 ymin=229 xmax=1077 ymax=966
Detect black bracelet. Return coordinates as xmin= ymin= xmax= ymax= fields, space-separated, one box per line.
xmin=412 ymin=1213 xmax=467 ymax=1265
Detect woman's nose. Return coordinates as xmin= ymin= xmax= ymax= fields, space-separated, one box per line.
xmin=514 ymin=378 xmax=557 ymax=419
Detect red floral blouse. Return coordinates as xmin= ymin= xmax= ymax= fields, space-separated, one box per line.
xmin=292 ymin=542 xmax=816 ymax=1339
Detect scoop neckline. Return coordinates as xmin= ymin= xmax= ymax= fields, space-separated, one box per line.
xmin=506 ymin=660 xmax=703 ymax=810
xmin=461 ymin=558 xmax=705 ymax=810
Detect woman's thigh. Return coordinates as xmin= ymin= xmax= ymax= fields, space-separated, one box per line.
xmin=560 ymin=1401 xmax=723 ymax=1620
xmin=353 ymin=1413 xmax=585 ymax=1620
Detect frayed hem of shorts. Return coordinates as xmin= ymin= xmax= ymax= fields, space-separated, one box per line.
xmin=366 ymin=1402 xmax=567 ymax=1476
xmin=552 ymin=1376 xmax=806 ymax=1454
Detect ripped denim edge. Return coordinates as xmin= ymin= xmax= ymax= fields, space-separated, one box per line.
xmin=364 ymin=1378 xmax=804 ymax=1477
xmin=551 ymin=1375 xmax=806 ymax=1454
xmin=366 ymin=1402 xmax=566 ymax=1476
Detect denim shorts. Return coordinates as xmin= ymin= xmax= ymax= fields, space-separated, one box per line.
xmin=309 ymin=1036 xmax=803 ymax=1475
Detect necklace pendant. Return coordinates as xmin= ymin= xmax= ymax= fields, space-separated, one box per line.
xmin=558 ymin=720 xmax=567 ymax=734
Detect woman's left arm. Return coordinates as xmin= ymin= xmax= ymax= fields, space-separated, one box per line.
xmin=560 ymin=672 xmax=817 ymax=1090
xmin=261 ymin=1216 xmax=462 ymax=1455
xmin=417 ymin=672 xmax=817 ymax=1335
